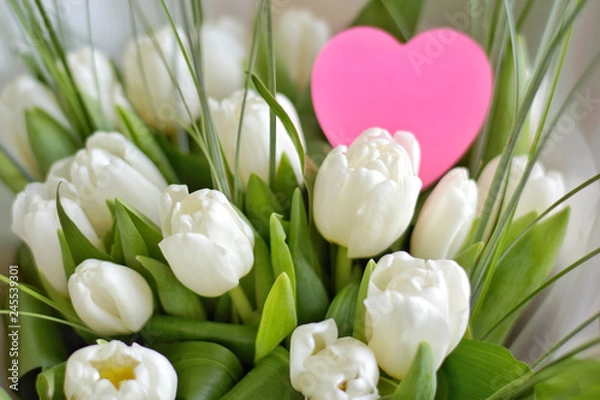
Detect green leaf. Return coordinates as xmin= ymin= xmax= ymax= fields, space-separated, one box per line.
xmin=115 ymin=198 xmax=164 ymax=261
xmin=251 ymin=74 xmax=305 ymax=174
xmin=117 ymin=106 xmax=178 ymax=183
xmin=141 ymin=316 xmax=257 ymax=366
xmin=288 ymin=189 xmax=323 ymax=280
xmin=36 ymin=362 xmax=66 ymax=400
xmin=222 ymin=347 xmax=302 ymax=400
xmin=246 ymin=173 xmax=284 ymax=239
xmin=273 ymin=153 xmax=299 ymax=213
xmin=534 ymin=359 xmax=600 ymax=399
xmin=436 ymin=339 xmax=530 ymax=400
xmin=0 ymin=387 xmax=11 ymax=400
xmin=25 ymin=107 xmax=80 ymax=176
xmin=255 ymin=28 xmax=298 ymax=101
xmin=3 ymin=291 xmax=68 ymax=377
xmin=325 ymin=283 xmax=358 ymax=337
xmin=157 ymin=136 xmax=213 ymax=191
xmin=56 ymin=187 xmax=113 ymax=266
xmin=137 ymin=256 xmax=206 ymax=320
xmin=154 ymin=341 xmax=243 ymax=400
xmin=255 ymin=273 xmax=297 ymax=362
xmin=472 ymin=208 xmax=570 ymax=343
xmin=393 ymin=342 xmax=436 ymax=400
xmin=115 ymin=199 xmax=150 ymax=277
xmin=352 ymin=0 xmax=423 ymax=42
xmin=353 ymin=259 xmax=376 ymax=342
xmin=0 ymin=145 xmax=31 ymax=193
xmin=57 ymin=229 xmax=77 ymax=279
xmin=483 ymin=35 xmax=532 ymax=164
xmin=269 ymin=215 xmax=296 ymax=297
xmin=253 ymin=234 xmax=274 ymax=311
xmin=453 ymin=242 xmax=483 ymax=276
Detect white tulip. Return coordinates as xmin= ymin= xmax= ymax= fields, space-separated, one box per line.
xmin=275 ymin=9 xmax=331 ymax=90
xmin=210 ymin=90 xmax=305 ymax=187
xmin=123 ymin=26 xmax=200 ymax=133
xmin=159 ymin=185 xmax=255 ymax=297
xmin=411 ymin=168 xmax=477 ymax=259
xmin=313 ymin=128 xmax=422 ymax=258
xmin=364 ymin=251 xmax=470 ymax=379
xmin=49 ymin=131 xmax=167 ymax=236
xmin=476 ymin=154 xmax=566 ymax=220
xmin=290 ymin=319 xmax=379 ymax=400
xmin=0 ymin=75 xmax=70 ymax=178
xmin=202 ymin=17 xmax=247 ymax=100
xmin=68 ymin=259 xmax=153 ymax=336
xmin=67 ymin=47 xmax=130 ymax=129
xmin=64 ymin=340 xmax=177 ymax=400
xmin=11 ymin=178 xmax=99 ymax=296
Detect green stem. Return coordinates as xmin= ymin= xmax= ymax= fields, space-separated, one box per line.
xmin=229 ymin=285 xmax=254 ymax=324
xmin=335 ymin=246 xmax=353 ymax=292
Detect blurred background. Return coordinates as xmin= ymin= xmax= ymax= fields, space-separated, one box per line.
xmin=1 ymin=0 xmax=599 ymax=391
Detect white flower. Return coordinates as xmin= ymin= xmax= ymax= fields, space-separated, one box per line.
xmin=0 ymin=75 xmax=70 ymax=177
xmin=68 ymin=259 xmax=153 ymax=336
xmin=123 ymin=26 xmax=200 ymax=133
xmin=364 ymin=251 xmax=470 ymax=379
xmin=49 ymin=131 xmax=167 ymax=236
xmin=290 ymin=319 xmax=379 ymax=400
xmin=313 ymin=128 xmax=422 ymax=258
xmin=476 ymin=154 xmax=566 ymax=220
xmin=67 ymin=47 xmax=130 ymax=129
xmin=159 ymin=185 xmax=255 ymax=297
xmin=411 ymin=168 xmax=477 ymax=259
xmin=275 ymin=9 xmax=331 ymax=90
xmin=64 ymin=340 xmax=177 ymax=400
xmin=210 ymin=90 xmax=305 ymax=186
xmin=11 ymin=178 xmax=99 ymax=296
xmin=202 ymin=17 xmax=247 ymax=100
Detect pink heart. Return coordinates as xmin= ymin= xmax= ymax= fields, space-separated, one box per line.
xmin=311 ymin=27 xmax=493 ymax=187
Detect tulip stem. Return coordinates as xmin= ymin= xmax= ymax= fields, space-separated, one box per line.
xmin=229 ymin=285 xmax=254 ymax=324
xmin=335 ymin=246 xmax=353 ymax=291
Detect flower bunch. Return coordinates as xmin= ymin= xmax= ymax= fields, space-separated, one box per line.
xmin=0 ymin=1 xmax=598 ymax=400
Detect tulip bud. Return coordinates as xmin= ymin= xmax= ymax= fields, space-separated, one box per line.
xmin=202 ymin=17 xmax=247 ymax=100
xmin=123 ymin=26 xmax=200 ymax=133
xmin=476 ymin=155 xmax=566 ymax=220
xmin=66 ymin=47 xmax=130 ymax=129
xmin=159 ymin=185 xmax=255 ymax=297
xmin=210 ymin=90 xmax=305 ymax=187
xmin=290 ymin=319 xmax=379 ymax=400
xmin=48 ymin=131 xmax=167 ymax=236
xmin=364 ymin=251 xmax=470 ymax=379
xmin=68 ymin=259 xmax=154 ymax=335
xmin=313 ymin=128 xmax=422 ymax=258
xmin=275 ymin=9 xmax=331 ymax=90
xmin=411 ymin=168 xmax=478 ymax=259
xmin=0 ymin=75 xmax=70 ymax=178
xmin=64 ymin=340 xmax=177 ymax=400
xmin=11 ymin=178 xmax=99 ymax=296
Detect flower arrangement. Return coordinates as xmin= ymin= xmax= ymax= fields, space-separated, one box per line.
xmin=0 ymin=0 xmax=599 ymax=399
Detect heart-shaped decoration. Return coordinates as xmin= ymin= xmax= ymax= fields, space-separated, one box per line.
xmin=311 ymin=27 xmax=493 ymax=187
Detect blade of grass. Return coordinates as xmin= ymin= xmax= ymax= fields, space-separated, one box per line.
xmin=0 ymin=310 xmax=98 ymax=336
xmin=532 ymin=311 xmax=600 ymax=370
xmin=481 ymin=245 xmax=600 ymax=340
xmin=264 ymin=0 xmax=277 ymax=187
xmin=233 ymin=0 xmax=265 ymax=206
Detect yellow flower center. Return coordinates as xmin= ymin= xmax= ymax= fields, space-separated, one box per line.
xmin=91 ymin=356 xmax=139 ymax=389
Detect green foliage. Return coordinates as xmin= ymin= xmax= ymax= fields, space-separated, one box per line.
xmin=36 ymin=362 xmax=66 ymax=400
xmin=472 ymin=208 xmax=570 ymax=343
xmin=436 ymin=340 xmax=531 ymax=400
xmin=25 ymin=108 xmax=79 ymax=176
xmin=154 ymin=341 xmax=244 ymax=400
xmin=352 ymin=0 xmax=423 ymax=42
xmin=325 ymin=283 xmax=358 ymax=338
xmin=255 ymin=273 xmax=297 ymax=362
xmin=222 ymin=347 xmax=302 ymax=400
xmin=392 ymin=342 xmax=436 ymax=400
xmin=353 ymin=259 xmax=376 ymax=343
xmin=246 ymin=174 xmax=284 ymax=239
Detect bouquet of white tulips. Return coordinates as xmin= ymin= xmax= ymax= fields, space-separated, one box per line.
xmin=1 ymin=0 xmax=599 ymax=399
